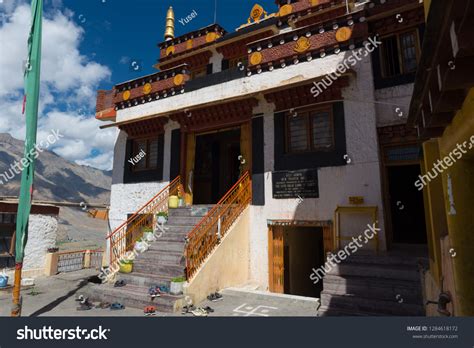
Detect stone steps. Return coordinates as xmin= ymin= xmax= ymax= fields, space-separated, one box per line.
xmin=319 ymin=292 xmax=424 ymax=316
xmin=323 ymin=274 xmax=423 ymax=304
xmin=318 ymin=252 xmax=427 ymax=316
xmin=327 ymin=262 xmax=420 ymax=281
xmin=117 ymin=272 xmax=175 ymax=287
xmin=167 ymin=216 xmax=204 ymax=226
xmin=148 ymin=241 xmax=186 ymax=253
xmin=85 ymin=283 xmax=182 ymax=313
xmin=135 ymin=250 xmax=185 ymax=265
xmin=133 ymin=261 xmax=184 ymax=277
xmin=90 ymin=204 xmax=214 ymax=312
xmin=161 ymin=225 xmax=194 ymax=234
xmin=168 ymin=205 xmax=213 ymax=218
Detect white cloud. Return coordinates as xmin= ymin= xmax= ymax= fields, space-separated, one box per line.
xmin=0 ymin=3 xmax=115 ymax=170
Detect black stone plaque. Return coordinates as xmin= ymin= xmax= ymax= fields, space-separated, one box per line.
xmin=272 ymin=169 xmax=319 ymax=199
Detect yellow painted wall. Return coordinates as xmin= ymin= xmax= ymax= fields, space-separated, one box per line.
xmin=183 ymin=207 xmax=250 ymax=305
xmin=423 ymin=88 xmax=474 ymax=316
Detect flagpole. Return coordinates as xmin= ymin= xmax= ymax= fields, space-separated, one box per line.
xmin=11 ymin=0 xmax=43 ymax=317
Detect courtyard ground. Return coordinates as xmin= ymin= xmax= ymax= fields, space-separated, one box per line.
xmin=0 ymin=270 xmax=318 ymax=317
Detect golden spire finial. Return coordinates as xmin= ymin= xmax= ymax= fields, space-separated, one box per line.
xmin=164 ymin=6 xmax=175 ymax=41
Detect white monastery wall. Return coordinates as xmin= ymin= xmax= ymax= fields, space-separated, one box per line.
xmin=374 ymin=83 xmax=414 ymax=127
xmin=23 ymin=214 xmax=58 ymax=271
xmin=248 ymin=53 xmax=386 ymax=289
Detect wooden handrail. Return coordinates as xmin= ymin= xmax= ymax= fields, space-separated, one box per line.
xmin=106 ymin=176 xmax=181 ymax=240
xmin=107 ymin=176 xmax=181 ymax=264
xmin=185 ymin=171 xmax=252 ymax=279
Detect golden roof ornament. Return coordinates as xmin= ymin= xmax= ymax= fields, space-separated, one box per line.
xmin=294 ymin=37 xmax=311 ymax=53
xmin=248 ymin=4 xmax=268 ymax=23
xmin=164 ymin=6 xmax=175 ymax=41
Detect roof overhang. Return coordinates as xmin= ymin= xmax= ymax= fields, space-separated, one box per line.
xmin=407 ymin=0 xmax=474 ymax=138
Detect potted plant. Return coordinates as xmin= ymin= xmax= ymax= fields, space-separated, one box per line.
xmin=142 ymin=226 xmax=154 ymax=242
xmin=156 ymin=212 xmax=168 ymax=225
xmin=134 ymin=238 xmax=149 ymax=253
xmin=119 ymin=259 xmax=133 ymax=274
xmin=170 ymin=276 xmax=185 ymax=295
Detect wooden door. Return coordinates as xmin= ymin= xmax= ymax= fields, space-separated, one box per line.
xmin=185 ymin=133 xmax=196 ymax=193
xmin=240 ymin=121 xmax=252 ymax=174
xmin=322 ymin=225 xmax=334 ymax=259
xmin=269 ymin=226 xmax=285 ymax=293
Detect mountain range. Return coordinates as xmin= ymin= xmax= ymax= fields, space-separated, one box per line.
xmin=0 ymin=133 xmax=111 ymax=204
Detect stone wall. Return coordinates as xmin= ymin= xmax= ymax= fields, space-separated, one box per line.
xmin=23 ymin=214 xmax=58 ymax=271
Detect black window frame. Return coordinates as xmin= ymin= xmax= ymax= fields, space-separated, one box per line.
xmin=284 ymin=106 xmax=335 ymax=154
xmin=123 ymin=133 xmax=164 ymax=184
xmin=274 ymin=102 xmax=347 ymax=171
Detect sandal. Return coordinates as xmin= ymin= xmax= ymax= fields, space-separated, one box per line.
xmin=158 ymin=285 xmax=169 ymax=293
xmin=114 ymin=280 xmax=126 ymax=288
xmin=181 ymin=305 xmax=195 ymax=315
xmin=144 ymin=306 xmax=157 ymax=316
xmin=77 ymin=302 xmax=93 ymax=311
xmin=191 ymin=307 xmax=208 ymax=317
xmin=96 ymin=302 xmax=111 ymax=309
xmin=110 ymin=302 xmax=125 ymax=310
xmin=148 ymin=286 xmax=162 ymax=298
xmin=207 ymin=293 xmax=223 ymax=302
xmin=203 ymin=306 xmax=214 ymax=313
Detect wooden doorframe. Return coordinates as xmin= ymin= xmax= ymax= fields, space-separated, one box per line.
xmin=267 ymin=220 xmax=332 ymax=293
xmin=379 ymin=143 xmax=422 ymax=250
xmin=180 ymin=122 xmax=252 ymax=197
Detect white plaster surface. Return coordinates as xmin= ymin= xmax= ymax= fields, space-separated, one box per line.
xmin=248 ymin=54 xmax=386 ymax=289
xmin=374 ymin=84 xmax=414 ymax=127
xmin=109 ymin=51 xmax=387 ymax=288
xmin=116 ymin=53 xmax=355 ymax=123
xmin=23 ymin=214 xmax=58 ymax=271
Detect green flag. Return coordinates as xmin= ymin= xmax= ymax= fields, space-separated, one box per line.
xmin=15 ymin=0 xmax=43 ymax=263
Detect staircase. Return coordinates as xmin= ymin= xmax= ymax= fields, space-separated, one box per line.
xmin=86 ymin=172 xmax=252 ymax=312
xmin=85 ymin=205 xmax=213 ymax=312
xmin=318 ymin=252 xmax=428 ymax=316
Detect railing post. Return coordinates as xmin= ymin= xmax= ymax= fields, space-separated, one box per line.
xmin=44 ymin=251 xmax=59 ymax=276
xmin=84 ymin=250 xmax=91 ymax=269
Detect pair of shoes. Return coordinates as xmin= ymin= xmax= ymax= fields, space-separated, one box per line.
xmin=148 ymin=286 xmax=162 ymax=298
xmin=203 ymin=306 xmax=214 ymax=313
xmin=110 ymin=302 xmax=125 ymax=310
xmin=207 ymin=292 xmax=223 ymax=302
xmin=76 ymin=302 xmax=94 ymax=311
xmin=75 ymin=295 xmax=94 ymax=308
xmin=114 ymin=280 xmax=126 ymax=288
xmin=181 ymin=305 xmax=195 ymax=315
xmin=157 ymin=285 xmax=169 ymax=293
xmin=144 ymin=306 xmax=157 ymax=316
xmin=191 ymin=307 xmax=209 ymax=317
xmin=95 ymin=302 xmax=111 ymax=309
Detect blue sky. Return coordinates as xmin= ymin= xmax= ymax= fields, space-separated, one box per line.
xmin=65 ymin=0 xmax=278 ymax=90
xmin=0 ymin=0 xmax=278 ymax=170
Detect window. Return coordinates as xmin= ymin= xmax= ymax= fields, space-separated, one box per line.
xmin=286 ymin=108 xmax=334 ymax=153
xmin=380 ymin=30 xmax=419 ymax=78
xmin=131 ymin=137 xmax=160 ymax=172
xmin=0 ymin=213 xmax=16 ymax=256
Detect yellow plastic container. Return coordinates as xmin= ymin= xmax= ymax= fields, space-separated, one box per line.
xmin=169 ymin=195 xmax=179 ymax=209
xmin=119 ymin=263 xmax=133 ymax=274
